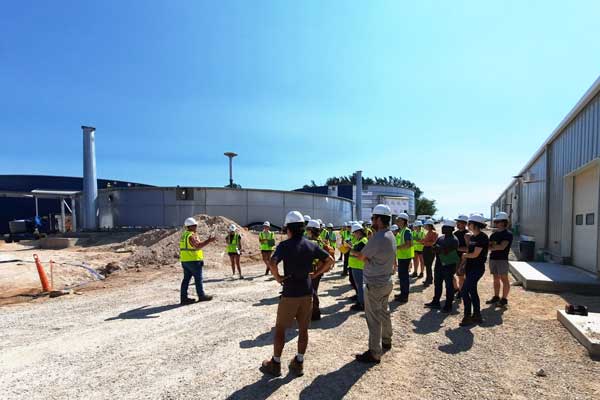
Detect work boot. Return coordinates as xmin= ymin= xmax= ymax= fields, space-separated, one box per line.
xmin=485 ymin=296 xmax=500 ymax=305
xmin=417 ymin=273 xmax=424 ymax=279
xmin=311 ymin=312 xmax=321 ymax=321
xmin=394 ymin=294 xmax=408 ymax=304
xmin=260 ymin=358 xmax=281 ymax=377
xmin=459 ymin=315 xmax=474 ymax=327
xmin=424 ymin=301 xmax=441 ymax=309
xmin=410 ymin=272 xmax=418 ymax=278
xmin=382 ymin=341 xmax=392 ymax=351
xmin=355 ymin=350 xmax=381 ymax=364
xmin=197 ymin=295 xmax=213 ymax=302
xmin=288 ymin=357 xmax=304 ymax=376
xmin=497 ymin=298 xmax=508 ymax=308
xmin=180 ymin=298 xmax=196 ymax=305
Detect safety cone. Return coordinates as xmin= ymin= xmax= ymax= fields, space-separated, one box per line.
xmin=33 ymin=254 xmax=52 ymax=292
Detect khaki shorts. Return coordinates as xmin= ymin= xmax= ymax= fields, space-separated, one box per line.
xmin=276 ymin=296 xmax=312 ymax=328
xmin=489 ymin=259 xmax=510 ymax=275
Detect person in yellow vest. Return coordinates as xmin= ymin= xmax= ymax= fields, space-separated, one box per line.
xmin=317 ymin=219 xmax=328 ymax=242
xmin=179 ymin=217 xmax=216 ymax=304
xmin=326 ymin=223 xmax=337 ymax=251
xmin=259 ymin=221 xmax=276 ymax=275
xmin=393 ymin=213 xmax=413 ymax=304
xmin=363 ymin=221 xmax=374 ymax=239
xmin=349 ymin=222 xmax=369 ymax=311
xmin=411 ymin=221 xmax=425 ymax=278
xmin=226 ymin=224 xmax=243 ymax=279
xmin=306 ymin=219 xmax=329 ymax=320
xmin=341 ymin=222 xmax=352 ymax=275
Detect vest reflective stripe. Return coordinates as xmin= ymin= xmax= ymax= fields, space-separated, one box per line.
xmin=179 ymin=231 xmax=204 ymax=262
xmin=412 ymin=229 xmax=425 ymax=251
xmin=349 ymin=237 xmax=368 ymax=270
xmin=396 ymin=227 xmax=414 ymax=259
xmin=259 ymin=231 xmax=275 ymax=251
xmin=226 ymin=233 xmax=241 ymax=253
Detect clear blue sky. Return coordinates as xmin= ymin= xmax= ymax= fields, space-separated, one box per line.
xmin=2 ymin=1 xmax=600 ymax=219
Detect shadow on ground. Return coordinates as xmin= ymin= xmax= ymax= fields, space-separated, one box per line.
xmin=412 ymin=308 xmax=450 ymax=335
xmin=105 ymin=304 xmax=181 ymax=320
xmin=298 ymin=359 xmax=374 ymax=399
xmin=438 ymin=327 xmax=474 ymax=354
xmin=226 ymin=372 xmax=298 ymax=400
xmin=240 ymin=327 xmax=299 ymax=349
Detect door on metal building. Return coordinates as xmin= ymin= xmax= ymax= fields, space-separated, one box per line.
xmin=572 ymin=165 xmax=599 ymax=273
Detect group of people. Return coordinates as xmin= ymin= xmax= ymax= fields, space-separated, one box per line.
xmin=177 ymin=205 xmax=513 ymax=376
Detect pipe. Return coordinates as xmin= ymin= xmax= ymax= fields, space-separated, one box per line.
xmin=356 ymin=170 xmax=363 ymax=221
xmin=82 ymin=126 xmax=98 ymax=230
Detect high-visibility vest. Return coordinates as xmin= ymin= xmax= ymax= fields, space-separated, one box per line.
xmin=412 ymin=229 xmax=425 ymax=252
xmin=342 ymin=230 xmax=351 ymax=242
xmin=327 ymin=231 xmax=337 ymax=248
xmin=179 ymin=230 xmax=204 ymax=262
xmin=349 ymin=237 xmax=368 ymax=270
xmin=259 ymin=231 xmax=275 ymax=251
xmin=318 ymin=229 xmax=328 ymax=242
xmin=364 ymin=227 xmax=373 ymax=238
xmin=396 ymin=227 xmax=414 ymax=260
xmin=226 ymin=233 xmax=241 ymax=253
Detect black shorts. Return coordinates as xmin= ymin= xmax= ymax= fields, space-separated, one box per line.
xmin=261 ymin=250 xmax=273 ymax=254
xmin=228 ymin=252 xmax=239 ymax=256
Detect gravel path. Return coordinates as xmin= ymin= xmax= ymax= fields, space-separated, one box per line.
xmin=1 ymin=261 xmax=599 ymax=400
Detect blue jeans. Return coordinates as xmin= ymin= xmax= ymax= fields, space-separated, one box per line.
xmin=462 ymin=264 xmax=485 ymax=317
xmin=433 ymin=262 xmax=456 ymax=305
xmin=397 ymin=258 xmax=411 ymax=300
xmin=181 ymin=261 xmax=204 ymax=301
xmin=351 ymin=268 xmax=364 ymax=305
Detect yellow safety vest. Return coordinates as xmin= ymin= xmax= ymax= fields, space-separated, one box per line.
xmin=327 ymin=230 xmax=337 ymax=248
xmin=179 ymin=230 xmax=204 ymax=262
xmin=226 ymin=233 xmax=241 ymax=253
xmin=349 ymin=237 xmax=368 ymax=270
xmin=412 ymin=229 xmax=425 ymax=252
xmin=396 ymin=227 xmax=414 ymax=260
xmin=259 ymin=231 xmax=275 ymax=251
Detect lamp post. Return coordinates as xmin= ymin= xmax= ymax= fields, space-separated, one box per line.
xmin=224 ymin=152 xmax=238 ymax=188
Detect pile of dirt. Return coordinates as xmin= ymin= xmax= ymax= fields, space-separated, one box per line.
xmin=121 ymin=215 xmax=263 ymax=268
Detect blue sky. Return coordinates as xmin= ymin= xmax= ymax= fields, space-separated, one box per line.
xmin=1 ymin=1 xmax=600 ymax=218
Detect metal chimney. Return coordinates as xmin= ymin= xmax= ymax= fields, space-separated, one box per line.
xmin=82 ymin=126 xmax=98 ymax=230
xmin=356 ymin=170 xmax=363 ymax=221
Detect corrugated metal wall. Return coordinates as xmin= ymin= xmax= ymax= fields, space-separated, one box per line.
xmin=520 ymin=153 xmax=547 ymax=245
xmin=547 ymin=92 xmax=600 ymax=256
xmin=96 ymin=187 xmax=354 ymax=228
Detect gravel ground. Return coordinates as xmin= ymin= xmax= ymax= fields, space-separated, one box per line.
xmin=1 ymin=260 xmax=599 ymax=400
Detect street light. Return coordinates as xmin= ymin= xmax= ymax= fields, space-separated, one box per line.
xmin=224 ymin=152 xmax=238 ymax=188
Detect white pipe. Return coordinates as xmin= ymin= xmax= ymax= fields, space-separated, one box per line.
xmin=82 ymin=126 xmax=98 ymax=230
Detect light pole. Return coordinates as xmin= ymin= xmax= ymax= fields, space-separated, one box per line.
xmin=224 ymin=152 xmax=238 ymax=188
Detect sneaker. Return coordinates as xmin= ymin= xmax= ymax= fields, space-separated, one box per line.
xmin=197 ymin=295 xmax=213 ymax=302
xmin=394 ymin=294 xmax=408 ymax=303
xmin=472 ymin=313 xmax=483 ymax=324
xmin=180 ymin=298 xmax=196 ymax=305
xmin=422 ymin=281 xmax=432 ymax=287
xmin=239 ymin=274 xmax=244 ymax=280
xmin=410 ymin=272 xmax=418 ymax=278
xmin=350 ymin=303 xmax=364 ymax=311
xmin=288 ymin=357 xmax=304 ymax=376
xmin=424 ymin=301 xmax=441 ymax=309
xmin=459 ymin=316 xmax=474 ymax=327
xmin=355 ymin=350 xmax=381 ymax=364
xmin=498 ymin=298 xmax=508 ymax=308
xmin=260 ymin=358 xmax=281 ymax=377
xmin=485 ymin=296 xmax=500 ymax=304
xmin=417 ymin=273 xmax=424 ymax=279
xmin=382 ymin=342 xmax=392 ymax=351
xmin=311 ymin=313 xmax=322 ymax=321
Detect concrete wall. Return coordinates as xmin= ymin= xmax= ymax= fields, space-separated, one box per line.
xmin=96 ymin=187 xmax=354 ymax=228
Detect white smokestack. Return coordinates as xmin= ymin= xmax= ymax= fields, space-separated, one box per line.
xmin=82 ymin=126 xmax=98 ymax=230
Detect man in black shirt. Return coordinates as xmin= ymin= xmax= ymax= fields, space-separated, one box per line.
xmin=486 ymin=212 xmax=513 ymax=308
xmin=260 ymin=211 xmax=334 ymax=377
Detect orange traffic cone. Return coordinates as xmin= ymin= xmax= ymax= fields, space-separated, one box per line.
xmin=33 ymin=254 xmax=52 ymax=292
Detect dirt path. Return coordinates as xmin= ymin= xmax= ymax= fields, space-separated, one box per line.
xmin=1 ymin=261 xmax=599 ymax=400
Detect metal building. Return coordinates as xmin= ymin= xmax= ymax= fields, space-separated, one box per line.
xmin=92 ymin=186 xmax=354 ymax=229
xmin=296 ymin=184 xmax=415 ymax=221
xmin=492 ymin=76 xmax=600 ymax=277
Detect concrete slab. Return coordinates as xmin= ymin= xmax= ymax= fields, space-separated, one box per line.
xmin=39 ymin=237 xmax=79 ymax=250
xmin=557 ymin=310 xmax=600 ymax=358
xmin=509 ymin=261 xmax=600 ymax=294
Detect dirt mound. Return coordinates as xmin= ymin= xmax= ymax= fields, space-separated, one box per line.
xmin=122 ymin=215 xmax=263 ymax=268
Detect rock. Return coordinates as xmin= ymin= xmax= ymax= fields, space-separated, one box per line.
xmin=536 ymin=368 xmax=547 ymax=377
xmin=98 ymin=262 xmax=123 ymax=276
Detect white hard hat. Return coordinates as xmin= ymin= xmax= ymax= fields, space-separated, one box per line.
xmin=184 ymin=217 xmax=198 ymax=227
xmin=493 ymin=212 xmax=509 ymax=221
xmin=327 ymin=223 xmax=333 ymax=228
xmin=303 ymin=215 xmax=311 ymax=222
xmin=228 ymin=224 xmax=237 ymax=232
xmin=372 ymin=204 xmax=392 ymax=217
xmin=397 ymin=212 xmax=409 ymax=221
xmin=307 ymin=219 xmax=321 ymax=229
xmin=317 ymin=219 xmax=323 ymax=224
xmin=263 ymin=221 xmax=270 ymax=226
xmin=391 ymin=224 xmax=399 ymax=231
xmin=455 ymin=214 xmax=469 ymax=223
xmin=424 ymin=219 xmax=435 ymax=226
xmin=413 ymin=221 xmax=423 ymax=227
xmin=351 ymin=223 xmax=364 ymax=233
xmin=442 ymin=220 xmax=456 ymax=228
xmin=359 ymin=220 xmax=364 ymax=225
xmin=286 ymin=211 xmax=305 ymax=225
xmin=468 ymin=213 xmax=487 ymax=225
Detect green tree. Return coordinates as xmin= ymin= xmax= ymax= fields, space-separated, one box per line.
xmin=416 ymin=197 xmax=437 ymax=216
